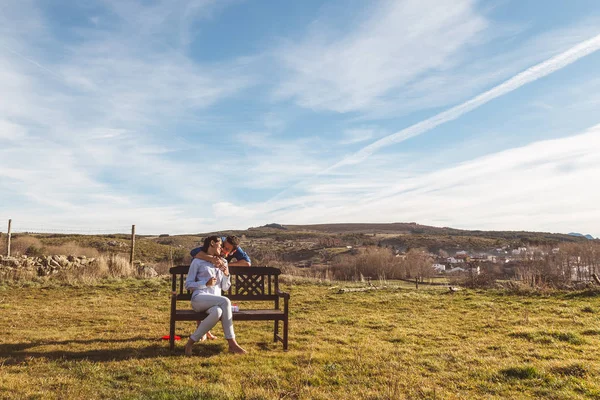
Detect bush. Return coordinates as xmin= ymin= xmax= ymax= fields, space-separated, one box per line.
xmin=450 ymin=270 xmax=499 ymax=289
xmin=45 ymin=242 xmax=100 ymax=258
xmin=106 ymin=254 xmax=134 ymax=277
xmin=330 ymin=247 xmax=401 ymax=281
xmin=9 ymin=235 xmax=45 ymax=256
xmin=54 ymin=254 xmax=133 ymax=284
xmin=330 ymin=247 xmax=434 ymax=281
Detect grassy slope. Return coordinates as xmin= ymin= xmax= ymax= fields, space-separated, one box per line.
xmin=1 ymin=280 xmax=599 ymax=399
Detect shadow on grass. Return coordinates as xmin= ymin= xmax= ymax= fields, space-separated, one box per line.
xmin=0 ymin=336 xmax=224 ymax=365
xmin=562 ymin=289 xmax=600 ymax=299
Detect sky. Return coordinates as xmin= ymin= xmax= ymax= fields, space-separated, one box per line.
xmin=1 ymin=0 xmax=600 ymax=236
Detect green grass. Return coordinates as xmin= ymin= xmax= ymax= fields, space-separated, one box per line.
xmin=1 ymin=280 xmax=599 ymax=399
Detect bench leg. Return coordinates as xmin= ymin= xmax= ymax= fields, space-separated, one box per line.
xmin=274 ymin=319 xmax=279 ymax=343
xmin=169 ymin=318 xmax=176 ymax=351
xmin=283 ymin=317 xmax=289 ymax=351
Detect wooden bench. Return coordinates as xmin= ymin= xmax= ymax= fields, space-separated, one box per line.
xmin=169 ymin=265 xmax=290 ymax=351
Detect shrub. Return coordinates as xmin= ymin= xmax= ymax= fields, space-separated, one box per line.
xmin=45 ymin=242 xmax=100 ymax=258
xmin=9 ymin=235 xmax=45 ymax=256
xmin=152 ymin=260 xmax=173 ymax=275
xmin=329 ymin=247 xmax=434 ymax=281
xmin=107 ymin=254 xmax=134 ymax=277
xmin=450 ymin=270 xmax=499 ymax=289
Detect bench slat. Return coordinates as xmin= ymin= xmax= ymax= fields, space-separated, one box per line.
xmin=175 ymin=309 xmax=285 ymax=321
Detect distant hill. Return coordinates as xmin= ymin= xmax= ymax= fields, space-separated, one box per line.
xmin=568 ymin=232 xmax=596 ymax=240
xmin=280 ymin=223 xmax=588 ymax=242
xmin=205 ymin=223 xmax=595 ymax=246
xmin=262 ymin=223 xmax=287 ymax=230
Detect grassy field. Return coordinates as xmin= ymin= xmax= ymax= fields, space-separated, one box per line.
xmin=1 ymin=279 xmax=599 ymax=399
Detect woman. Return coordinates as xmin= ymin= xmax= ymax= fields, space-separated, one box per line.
xmin=184 ymin=235 xmax=246 ymax=355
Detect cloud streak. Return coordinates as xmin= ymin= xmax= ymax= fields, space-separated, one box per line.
xmin=329 ymin=32 xmax=600 ymax=170
xmin=255 ymin=124 xmax=600 ymax=236
xmin=276 ymin=0 xmax=488 ymax=114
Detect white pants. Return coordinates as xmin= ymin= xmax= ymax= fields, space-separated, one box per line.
xmin=190 ymin=294 xmax=235 ymax=341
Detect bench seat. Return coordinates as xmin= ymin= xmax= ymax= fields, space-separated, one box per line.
xmin=174 ymin=309 xmax=286 ymax=321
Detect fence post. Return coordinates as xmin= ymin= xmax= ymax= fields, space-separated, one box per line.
xmin=7 ymin=219 xmax=11 ymax=257
xmin=130 ymin=224 xmax=136 ymax=267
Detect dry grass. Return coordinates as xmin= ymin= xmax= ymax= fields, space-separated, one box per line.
xmin=2 ymin=236 xmax=100 ymax=258
xmin=5 ymin=235 xmax=44 ymax=256
xmin=50 ymin=255 xmax=135 ymax=284
xmin=45 ymin=243 xmax=100 ymax=258
xmin=1 ymin=279 xmax=599 ymax=399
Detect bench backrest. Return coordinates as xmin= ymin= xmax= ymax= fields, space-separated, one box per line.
xmin=170 ymin=265 xmax=282 ymax=304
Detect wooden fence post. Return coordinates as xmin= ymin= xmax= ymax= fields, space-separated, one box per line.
xmin=130 ymin=224 xmax=136 ymax=267
xmin=7 ymin=219 xmax=11 ymax=257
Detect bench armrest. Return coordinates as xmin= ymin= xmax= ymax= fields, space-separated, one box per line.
xmin=276 ymin=290 xmax=290 ymax=315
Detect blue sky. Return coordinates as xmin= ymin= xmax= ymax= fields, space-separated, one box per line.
xmin=1 ymin=0 xmax=600 ymax=236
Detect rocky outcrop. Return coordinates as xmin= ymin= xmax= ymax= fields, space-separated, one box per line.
xmin=135 ymin=262 xmax=158 ymax=278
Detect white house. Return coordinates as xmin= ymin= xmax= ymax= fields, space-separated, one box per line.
xmin=432 ymin=264 xmax=446 ymax=273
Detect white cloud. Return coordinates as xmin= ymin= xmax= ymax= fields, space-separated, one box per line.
xmin=328 ymin=31 xmax=600 ymax=169
xmin=229 ymin=132 xmax=331 ymax=188
xmin=253 ymin=124 xmax=600 ymax=236
xmin=0 ymin=120 xmax=27 ymax=141
xmin=339 ymin=129 xmax=375 ymax=145
xmin=0 ymin=0 xmax=255 ymax=232
xmin=275 ymin=0 xmax=488 ymax=113
xmin=274 ymin=0 xmax=600 ymax=120
xmin=2 ymin=0 xmax=599 ymax=237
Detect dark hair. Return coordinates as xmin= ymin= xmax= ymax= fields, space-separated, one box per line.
xmin=225 ymin=236 xmax=240 ymax=247
xmin=201 ymin=236 xmax=221 ymax=252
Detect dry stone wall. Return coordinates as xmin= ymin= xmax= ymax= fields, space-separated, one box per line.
xmin=0 ymin=255 xmax=157 ymax=280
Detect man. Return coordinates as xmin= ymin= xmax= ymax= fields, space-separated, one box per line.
xmin=190 ymin=235 xmax=251 ymax=267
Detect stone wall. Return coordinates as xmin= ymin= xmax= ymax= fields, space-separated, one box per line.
xmin=0 ymin=255 xmax=157 ymax=280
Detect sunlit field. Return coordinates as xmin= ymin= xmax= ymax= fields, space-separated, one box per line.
xmin=1 ymin=278 xmax=599 ymax=399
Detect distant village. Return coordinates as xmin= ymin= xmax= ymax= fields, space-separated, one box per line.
xmin=419 ymin=245 xmax=594 ymax=282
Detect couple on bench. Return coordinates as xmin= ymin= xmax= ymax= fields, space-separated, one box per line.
xmin=184 ymin=235 xmax=251 ymax=356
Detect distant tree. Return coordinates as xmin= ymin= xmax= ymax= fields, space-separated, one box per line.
xmin=400 ymin=249 xmax=434 ymax=281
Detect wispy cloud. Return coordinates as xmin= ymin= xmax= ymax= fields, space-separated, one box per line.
xmin=274 ymin=1 xmax=600 ymax=120
xmin=249 ymin=124 xmax=600 ymax=235
xmin=230 ymin=132 xmax=331 ymax=188
xmin=0 ymin=0 xmax=253 ymax=231
xmin=339 ymin=129 xmax=376 ymax=145
xmin=2 ymin=0 xmax=599 ymax=236
xmin=275 ymin=0 xmax=488 ymax=114
xmin=329 ymin=32 xmax=600 ymax=169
